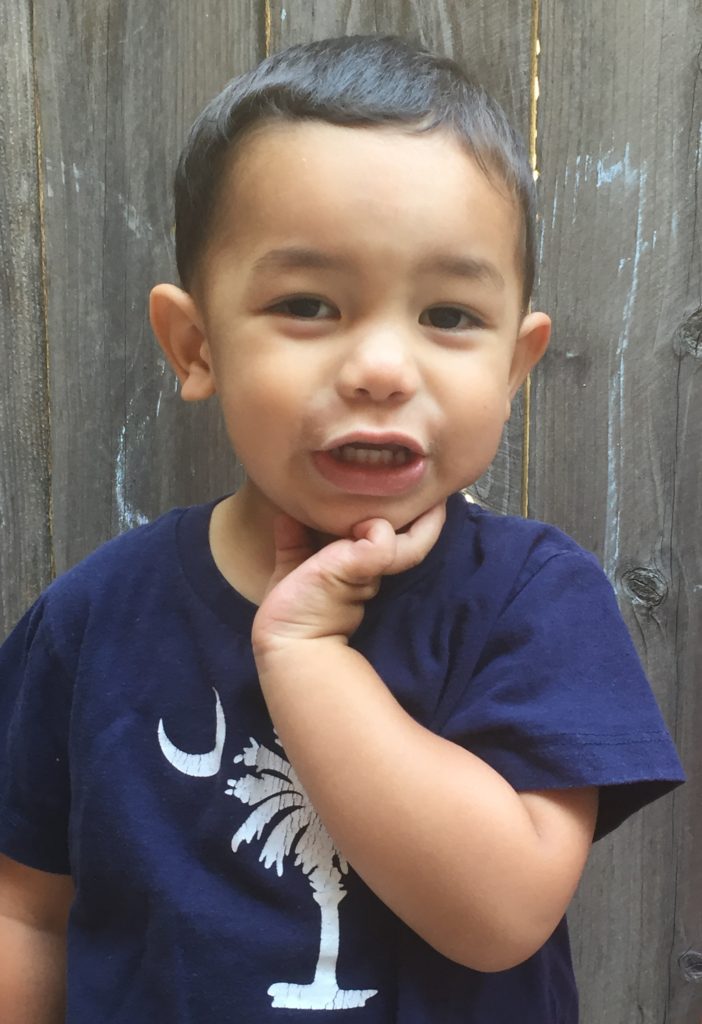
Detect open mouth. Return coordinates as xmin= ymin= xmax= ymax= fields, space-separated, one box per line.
xmin=313 ymin=438 xmax=426 ymax=496
xmin=328 ymin=442 xmax=416 ymax=467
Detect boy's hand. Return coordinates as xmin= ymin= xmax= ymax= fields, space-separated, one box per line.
xmin=252 ymin=501 xmax=445 ymax=653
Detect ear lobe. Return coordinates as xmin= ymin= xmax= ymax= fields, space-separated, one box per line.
xmin=507 ymin=311 xmax=552 ymax=402
xmin=149 ymin=284 xmax=216 ymax=401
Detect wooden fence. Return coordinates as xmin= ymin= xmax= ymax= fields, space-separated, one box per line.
xmin=2 ymin=1 xmax=700 ymax=1020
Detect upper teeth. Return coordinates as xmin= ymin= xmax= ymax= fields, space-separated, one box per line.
xmin=332 ymin=445 xmax=413 ymax=466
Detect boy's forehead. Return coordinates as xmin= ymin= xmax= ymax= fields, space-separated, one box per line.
xmin=229 ymin=121 xmax=507 ymax=202
xmin=206 ymin=121 xmax=523 ymax=292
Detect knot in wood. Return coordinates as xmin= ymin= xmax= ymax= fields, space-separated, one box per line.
xmin=679 ymin=949 xmax=702 ymax=983
xmin=673 ymin=308 xmax=702 ymax=358
xmin=621 ymin=566 xmax=667 ymax=608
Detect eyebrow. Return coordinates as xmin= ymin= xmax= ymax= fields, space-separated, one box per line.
xmin=252 ymin=246 xmax=505 ymax=290
xmin=252 ymin=247 xmax=352 ymax=273
xmin=419 ymin=255 xmax=505 ymax=290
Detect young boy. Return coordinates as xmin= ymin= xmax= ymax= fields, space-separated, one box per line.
xmin=0 ymin=35 xmax=684 ymax=1024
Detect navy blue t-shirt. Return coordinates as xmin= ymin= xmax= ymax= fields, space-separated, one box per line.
xmin=0 ymin=493 xmax=684 ymax=1022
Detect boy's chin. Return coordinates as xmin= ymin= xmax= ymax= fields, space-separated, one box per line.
xmin=238 ymin=478 xmax=452 ymax=540
xmin=303 ymin=497 xmax=444 ymax=541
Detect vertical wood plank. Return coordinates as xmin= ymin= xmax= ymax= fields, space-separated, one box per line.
xmin=0 ymin=1 xmax=52 ymax=636
xmin=268 ymin=0 xmax=534 ymax=515
xmin=267 ymin=0 xmax=378 ymax=42
xmin=532 ymin=2 xmax=702 ymax=1020
xmin=33 ymin=0 xmax=260 ymax=575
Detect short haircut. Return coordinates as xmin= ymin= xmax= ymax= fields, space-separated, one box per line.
xmin=174 ymin=35 xmax=536 ymax=309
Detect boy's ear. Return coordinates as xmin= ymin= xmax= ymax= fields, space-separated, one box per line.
xmin=506 ymin=311 xmax=551 ymax=412
xmin=149 ymin=284 xmax=216 ymax=401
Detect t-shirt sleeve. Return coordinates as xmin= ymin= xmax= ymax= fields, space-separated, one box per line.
xmin=440 ymin=549 xmax=685 ymax=841
xmin=0 ymin=599 xmax=73 ymax=872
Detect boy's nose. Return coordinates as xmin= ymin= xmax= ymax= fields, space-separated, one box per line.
xmin=335 ymin=329 xmax=420 ymax=404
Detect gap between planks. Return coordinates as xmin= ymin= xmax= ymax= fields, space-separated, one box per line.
xmin=522 ymin=0 xmax=541 ymax=519
xmin=30 ymin=0 xmax=55 ymax=580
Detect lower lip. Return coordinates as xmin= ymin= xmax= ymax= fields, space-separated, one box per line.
xmin=312 ymin=451 xmax=427 ymax=496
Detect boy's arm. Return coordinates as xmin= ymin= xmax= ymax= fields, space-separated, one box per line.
xmin=0 ymin=853 xmax=73 ymax=1024
xmin=253 ymin=508 xmax=599 ymax=973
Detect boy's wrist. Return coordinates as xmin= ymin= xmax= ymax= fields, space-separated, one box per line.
xmin=252 ymin=630 xmax=349 ymax=668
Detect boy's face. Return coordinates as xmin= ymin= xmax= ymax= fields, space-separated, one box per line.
xmin=157 ymin=123 xmax=549 ymax=538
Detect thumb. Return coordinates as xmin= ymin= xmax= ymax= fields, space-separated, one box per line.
xmin=343 ymin=518 xmax=399 ymax=580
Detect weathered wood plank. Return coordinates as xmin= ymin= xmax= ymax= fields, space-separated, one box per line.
xmin=267 ymin=0 xmax=378 ymax=42
xmin=532 ymin=2 xmax=702 ymax=1020
xmin=268 ymin=0 xmax=534 ymax=515
xmin=32 ymin=0 xmax=259 ymax=575
xmin=0 ymin=1 xmax=52 ymax=637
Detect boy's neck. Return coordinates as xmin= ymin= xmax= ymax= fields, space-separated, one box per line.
xmin=208 ymin=486 xmax=278 ymax=605
xmin=208 ymin=483 xmax=352 ymax=605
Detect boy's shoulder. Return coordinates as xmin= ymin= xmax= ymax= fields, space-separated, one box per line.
xmin=22 ymin=501 xmax=216 ymax=659
xmin=46 ymin=503 xmax=191 ymax=596
xmin=373 ymin=493 xmax=611 ymax=636
xmin=439 ymin=492 xmax=603 ymax=589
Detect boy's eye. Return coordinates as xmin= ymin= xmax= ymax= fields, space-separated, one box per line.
xmin=420 ymin=306 xmax=482 ymax=330
xmin=270 ymin=297 xmax=337 ymax=319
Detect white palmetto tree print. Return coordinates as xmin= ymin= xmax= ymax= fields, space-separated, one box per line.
xmin=227 ymin=737 xmax=378 ymax=1010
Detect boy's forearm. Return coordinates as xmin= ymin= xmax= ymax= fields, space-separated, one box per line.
xmin=256 ymin=638 xmax=592 ymax=972
xmin=0 ymin=915 xmax=67 ymax=1024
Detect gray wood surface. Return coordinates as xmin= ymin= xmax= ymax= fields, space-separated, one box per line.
xmin=532 ymin=2 xmax=702 ymax=1020
xmin=0 ymin=1 xmax=53 ymax=636
xmin=31 ymin=0 xmax=258 ymax=576
xmin=268 ymin=0 xmax=533 ymax=516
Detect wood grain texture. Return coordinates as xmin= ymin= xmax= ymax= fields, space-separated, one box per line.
xmin=32 ymin=0 xmax=259 ymax=575
xmin=268 ymin=0 xmax=534 ymax=514
xmin=0 ymin=1 xmax=52 ymax=637
xmin=532 ymin=2 xmax=702 ymax=1020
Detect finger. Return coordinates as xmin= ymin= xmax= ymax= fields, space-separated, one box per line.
xmin=384 ymin=501 xmax=447 ymax=575
xmin=305 ymin=518 xmax=396 ymax=591
xmin=341 ymin=518 xmax=398 ymax=579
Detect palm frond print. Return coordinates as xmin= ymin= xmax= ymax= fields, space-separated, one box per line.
xmin=226 ymin=738 xmax=347 ymax=879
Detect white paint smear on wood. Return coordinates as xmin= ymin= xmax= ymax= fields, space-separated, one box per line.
xmin=115 ymin=424 xmax=149 ymax=531
xmin=596 ymin=144 xmax=639 ymax=189
xmin=604 ymin=163 xmax=649 ymax=582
